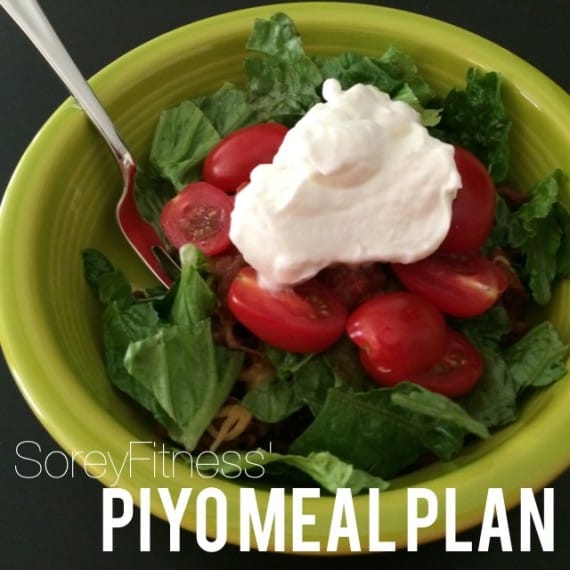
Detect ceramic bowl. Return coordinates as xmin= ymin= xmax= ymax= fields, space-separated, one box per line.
xmin=1 ymin=2 xmax=569 ymax=551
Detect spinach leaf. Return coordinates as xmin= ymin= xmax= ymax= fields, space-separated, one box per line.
xmin=508 ymin=171 xmax=562 ymax=244
xmin=453 ymin=306 xmax=517 ymax=428
xmin=264 ymin=345 xmax=313 ymax=376
xmin=243 ymin=337 xmax=368 ymax=422
xmin=458 ymin=322 xmax=568 ymax=429
xmin=554 ymin=202 xmax=570 ymax=278
xmin=124 ymin=321 xmax=242 ymax=450
xmin=133 ymin=164 xmax=175 ymax=235
xmin=169 ymin=245 xmax=217 ymax=326
xmin=149 ymin=100 xmax=221 ymax=190
xmin=322 ymin=335 xmax=372 ymax=391
xmin=242 ymin=347 xmax=322 ymax=421
xmin=82 ymin=248 xmax=133 ymax=309
xmin=118 ymin=245 xmax=243 ymax=449
xmin=242 ymin=377 xmax=304 ymax=423
xmin=438 ymin=69 xmax=511 ymax=182
xmin=193 ymin=83 xmax=258 ymax=137
xmin=509 ymin=170 xmax=567 ymax=304
xmin=312 ymin=47 xmax=439 ymax=127
xmin=453 ymin=304 xmax=512 ymax=349
xmin=291 ymin=384 xmax=488 ymax=479
xmin=391 ymin=383 xmax=489 ymax=441
xmin=292 ymin=357 xmax=336 ymax=416
xmin=215 ymin=449 xmax=389 ymax=494
xmin=376 ymin=46 xmax=437 ymax=106
xmin=101 ymin=302 xmax=172 ymax=427
xmin=244 ymin=13 xmax=322 ymax=124
xmin=485 ymin=169 xmax=569 ymax=304
xmin=457 ymin=347 xmax=518 ymax=428
xmin=312 ymin=52 xmax=403 ymax=95
xmin=392 ymin=84 xmax=441 ymax=127
xmin=246 ymin=12 xmax=306 ymax=60
xmin=521 ymin=222 xmax=561 ymax=305
xmin=83 ymin=246 xmax=243 ymax=451
xmin=504 ymin=322 xmax=569 ymax=391
xmin=484 ymin=194 xmax=513 ymax=253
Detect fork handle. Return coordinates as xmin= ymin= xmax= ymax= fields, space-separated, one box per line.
xmin=1 ymin=0 xmax=133 ymax=173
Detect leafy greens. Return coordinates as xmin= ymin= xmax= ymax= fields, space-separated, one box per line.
xmin=83 ymin=12 xmax=570 ymax=492
xmin=83 ymin=246 xmax=243 ymax=451
xmin=135 ymin=12 xmax=450 ymax=231
xmin=456 ymin=309 xmax=568 ymax=428
xmin=437 ymin=68 xmax=511 ymax=183
xmin=486 ymin=169 xmax=570 ymax=304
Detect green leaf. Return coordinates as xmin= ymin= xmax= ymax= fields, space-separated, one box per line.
xmin=101 ymin=302 xmax=175 ymax=429
xmin=149 ymin=100 xmax=221 ymax=190
xmin=522 ymin=221 xmax=561 ymax=305
xmin=484 ymin=194 xmax=513 ymax=253
xmin=246 ymin=13 xmax=306 ymax=61
xmin=322 ymin=335 xmax=372 ymax=391
xmin=245 ymin=336 xmax=372 ymax=421
xmin=392 ymin=84 xmax=441 ymax=127
xmin=312 ymin=52 xmax=402 ymax=94
xmin=554 ymin=203 xmax=570 ymax=278
xmin=250 ymin=450 xmax=390 ymax=494
xmin=264 ymin=345 xmax=313 ymax=377
xmin=391 ymin=383 xmax=489 ymax=440
xmin=459 ymin=323 xmax=568 ymax=429
xmin=376 ymin=46 xmax=437 ymax=106
xmin=245 ymin=56 xmax=322 ymax=124
xmin=312 ymin=48 xmax=439 ymax=127
xmin=293 ymin=357 xmax=336 ymax=416
xmin=124 ymin=321 xmax=243 ymax=450
xmin=242 ymin=377 xmax=304 ymax=422
xmin=133 ymin=165 xmax=175 ymax=235
xmin=438 ymin=69 xmax=511 ymax=182
xmin=457 ymin=347 xmax=518 ymax=429
xmin=85 ymin=247 xmax=244 ymax=452
xmin=291 ymin=385 xmax=487 ymax=479
xmin=483 ymin=170 xmax=569 ymax=305
xmin=504 ymin=322 xmax=569 ymax=391
xmin=169 ymin=244 xmax=217 ymax=326
xmin=81 ymin=249 xmax=133 ymax=309
xmin=193 ymin=83 xmax=258 ymax=137
xmin=509 ymin=170 xmax=567 ymax=305
xmin=508 ymin=172 xmax=561 ymax=245
xmin=453 ymin=304 xmax=512 ymax=350
xmin=244 ymin=13 xmax=322 ymax=124
xmin=243 ymin=345 xmax=333 ymax=422
xmin=211 ymin=449 xmax=389 ymax=494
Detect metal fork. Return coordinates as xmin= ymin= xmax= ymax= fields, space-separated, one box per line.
xmin=1 ymin=0 xmax=178 ymax=286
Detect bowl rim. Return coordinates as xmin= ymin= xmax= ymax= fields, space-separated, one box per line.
xmin=1 ymin=1 xmax=569 ymax=552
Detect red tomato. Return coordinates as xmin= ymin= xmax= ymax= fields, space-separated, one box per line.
xmin=438 ymin=146 xmax=496 ymax=253
xmin=227 ymin=267 xmax=348 ymax=353
xmin=203 ymin=123 xmax=288 ymax=192
xmin=406 ymin=329 xmax=483 ymax=398
xmin=392 ymin=252 xmax=508 ymax=317
xmin=160 ymin=181 xmax=233 ymax=255
xmin=346 ymin=292 xmax=448 ymax=383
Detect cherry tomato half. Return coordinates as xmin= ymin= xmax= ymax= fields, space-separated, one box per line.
xmin=227 ymin=267 xmax=348 ymax=353
xmin=438 ymin=146 xmax=496 ymax=253
xmin=203 ymin=123 xmax=288 ymax=192
xmin=160 ymin=181 xmax=233 ymax=255
xmin=406 ymin=329 xmax=483 ymax=398
xmin=392 ymin=252 xmax=508 ymax=318
xmin=347 ymin=292 xmax=448 ymax=383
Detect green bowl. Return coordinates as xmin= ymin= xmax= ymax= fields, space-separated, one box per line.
xmin=1 ymin=2 xmax=569 ymax=552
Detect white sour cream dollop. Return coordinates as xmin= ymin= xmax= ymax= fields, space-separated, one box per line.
xmin=229 ymin=78 xmax=461 ymax=288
